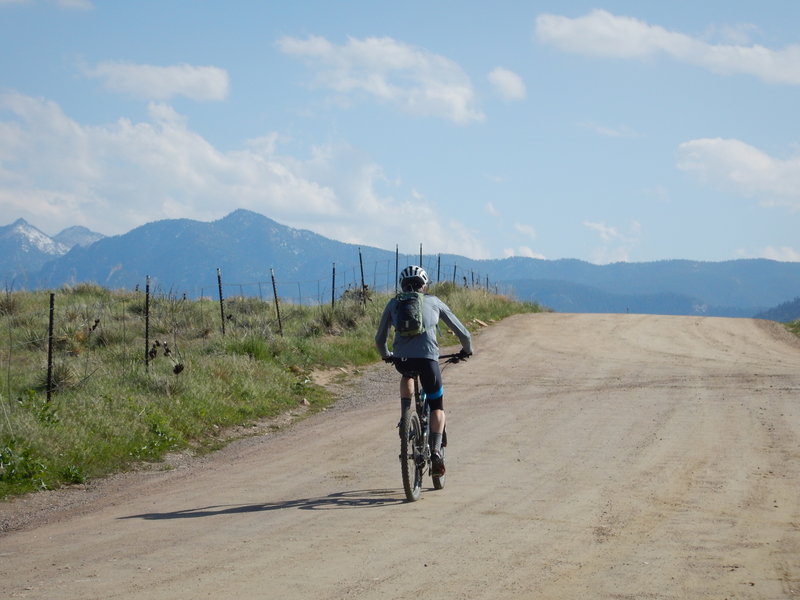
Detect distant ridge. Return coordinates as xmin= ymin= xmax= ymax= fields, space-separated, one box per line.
xmin=0 ymin=219 xmax=69 ymax=285
xmin=755 ymin=297 xmax=800 ymax=322
xmin=54 ymin=226 xmax=105 ymax=250
xmin=3 ymin=209 xmax=800 ymax=318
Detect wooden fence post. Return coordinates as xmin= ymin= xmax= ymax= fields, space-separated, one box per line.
xmin=271 ymin=268 xmax=283 ymax=337
xmin=145 ymin=276 xmax=151 ymax=371
xmin=217 ymin=268 xmax=225 ymax=336
xmin=331 ymin=263 xmax=336 ymax=309
xmin=46 ymin=293 xmax=55 ymax=402
xmin=358 ymin=248 xmax=366 ymax=307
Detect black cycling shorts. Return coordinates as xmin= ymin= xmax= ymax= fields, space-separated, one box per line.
xmin=393 ymin=357 xmax=444 ymax=407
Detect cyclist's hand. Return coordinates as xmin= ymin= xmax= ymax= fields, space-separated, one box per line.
xmin=382 ymin=354 xmax=395 ymax=364
xmin=457 ymin=349 xmax=472 ymax=361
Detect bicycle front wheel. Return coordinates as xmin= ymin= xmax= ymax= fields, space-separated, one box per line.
xmin=399 ymin=408 xmax=423 ymax=502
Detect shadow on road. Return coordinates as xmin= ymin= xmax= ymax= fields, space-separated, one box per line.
xmin=119 ymin=489 xmax=406 ymax=520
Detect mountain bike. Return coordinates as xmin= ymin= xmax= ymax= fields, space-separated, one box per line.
xmin=392 ymin=353 xmax=466 ymax=502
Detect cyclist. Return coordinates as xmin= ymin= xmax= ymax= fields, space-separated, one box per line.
xmin=375 ymin=265 xmax=473 ymax=476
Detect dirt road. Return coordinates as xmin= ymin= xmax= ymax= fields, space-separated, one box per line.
xmin=2 ymin=313 xmax=800 ymax=599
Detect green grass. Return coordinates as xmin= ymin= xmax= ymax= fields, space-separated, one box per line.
xmin=0 ymin=283 xmax=543 ymax=498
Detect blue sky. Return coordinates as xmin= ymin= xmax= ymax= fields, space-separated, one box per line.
xmin=2 ymin=1 xmax=800 ymax=263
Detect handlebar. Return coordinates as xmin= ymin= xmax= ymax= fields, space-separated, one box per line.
xmin=439 ymin=352 xmax=471 ymax=364
xmin=384 ymin=351 xmax=471 ymax=365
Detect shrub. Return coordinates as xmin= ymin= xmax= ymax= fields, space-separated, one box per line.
xmin=0 ymin=291 xmax=20 ymax=316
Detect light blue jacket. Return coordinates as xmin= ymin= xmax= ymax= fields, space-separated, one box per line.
xmin=375 ymin=294 xmax=473 ymax=360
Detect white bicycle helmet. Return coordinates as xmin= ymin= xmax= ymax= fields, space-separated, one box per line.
xmin=399 ymin=265 xmax=429 ymax=289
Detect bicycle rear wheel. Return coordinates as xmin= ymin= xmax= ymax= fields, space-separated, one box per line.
xmin=399 ymin=408 xmax=423 ymax=501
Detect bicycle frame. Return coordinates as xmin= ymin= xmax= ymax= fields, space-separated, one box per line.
xmin=412 ymin=375 xmax=432 ymax=469
xmin=394 ymin=353 xmax=462 ymax=501
xmin=409 ymin=352 xmax=462 ymax=447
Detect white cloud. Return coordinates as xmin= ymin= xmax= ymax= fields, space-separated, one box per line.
xmin=84 ymin=61 xmax=229 ymax=101
xmin=583 ymin=220 xmax=619 ymax=242
xmin=677 ymin=138 xmax=800 ymax=210
xmin=736 ymin=245 xmax=800 ymax=262
xmin=276 ymin=35 xmax=484 ymax=124
xmin=504 ymin=246 xmax=545 ymax=259
xmin=583 ymin=219 xmax=641 ymax=263
xmin=514 ymin=223 xmax=537 ymax=239
xmin=485 ymin=202 xmax=499 ymax=217
xmin=0 ymin=92 xmax=486 ymax=257
xmin=760 ymin=246 xmax=800 ymax=262
xmin=488 ymin=67 xmax=526 ymax=101
xmin=703 ymin=23 xmax=761 ymax=46
xmin=536 ymin=9 xmax=800 ymax=85
xmin=279 ymin=142 xmax=487 ymax=256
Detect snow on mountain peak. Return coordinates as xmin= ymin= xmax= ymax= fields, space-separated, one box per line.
xmin=10 ymin=219 xmax=69 ymax=256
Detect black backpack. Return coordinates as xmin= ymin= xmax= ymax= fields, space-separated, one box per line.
xmin=394 ymin=292 xmax=426 ymax=337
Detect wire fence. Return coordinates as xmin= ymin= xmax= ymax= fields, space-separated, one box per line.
xmin=1 ymin=247 xmax=506 ymax=413
xmin=195 ymin=248 xmax=499 ymax=306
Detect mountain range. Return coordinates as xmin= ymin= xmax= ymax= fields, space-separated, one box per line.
xmin=2 ymin=210 xmax=800 ymax=320
xmin=1 ymin=219 xmax=104 ymax=284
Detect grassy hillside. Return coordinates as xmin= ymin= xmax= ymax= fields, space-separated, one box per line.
xmin=0 ymin=283 xmax=543 ymax=498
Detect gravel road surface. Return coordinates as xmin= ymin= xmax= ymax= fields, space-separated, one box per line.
xmin=2 ymin=313 xmax=799 ymax=599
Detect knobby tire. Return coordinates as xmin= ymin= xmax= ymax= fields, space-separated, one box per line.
xmin=399 ymin=408 xmax=423 ymax=502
